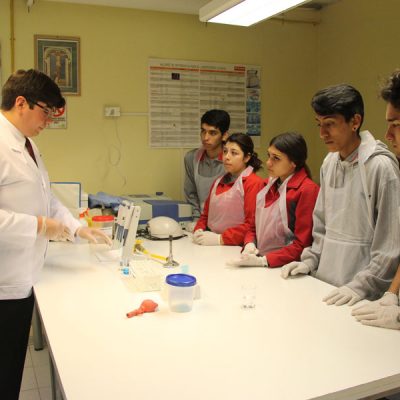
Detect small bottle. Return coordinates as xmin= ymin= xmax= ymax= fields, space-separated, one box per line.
xmin=78 ymin=208 xmax=89 ymax=227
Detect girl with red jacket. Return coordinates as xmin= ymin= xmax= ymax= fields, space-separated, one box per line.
xmin=229 ymin=132 xmax=319 ymax=267
xmin=192 ymin=133 xmax=264 ymax=246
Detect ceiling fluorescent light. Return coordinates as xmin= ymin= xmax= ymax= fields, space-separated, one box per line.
xmin=199 ymin=0 xmax=313 ymax=27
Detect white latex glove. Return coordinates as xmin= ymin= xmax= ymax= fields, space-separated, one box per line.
xmin=352 ymin=292 xmax=399 ymax=317
xmin=242 ymin=243 xmax=259 ymax=256
xmin=76 ymin=227 xmax=112 ymax=245
xmin=192 ymin=229 xmax=203 ymax=244
xmin=323 ymin=286 xmax=361 ymax=306
xmin=227 ymin=253 xmax=267 ymax=267
xmin=44 ymin=217 xmax=71 ymax=241
xmin=354 ymin=304 xmax=400 ymax=330
xmin=193 ymin=231 xmax=221 ymax=246
xmin=281 ymin=261 xmax=311 ymax=279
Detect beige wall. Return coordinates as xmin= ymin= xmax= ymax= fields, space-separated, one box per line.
xmin=0 ymin=0 xmax=317 ymax=197
xmin=316 ymin=0 xmax=400 ymax=166
xmin=2 ymin=0 xmax=399 ymax=198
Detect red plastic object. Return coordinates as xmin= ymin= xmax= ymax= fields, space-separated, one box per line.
xmin=126 ymin=299 xmax=158 ymax=318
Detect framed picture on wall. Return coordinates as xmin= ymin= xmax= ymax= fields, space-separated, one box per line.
xmin=34 ymin=35 xmax=80 ymax=95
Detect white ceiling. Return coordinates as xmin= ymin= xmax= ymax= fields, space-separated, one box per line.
xmin=43 ymin=0 xmax=211 ymax=15
xmin=43 ymin=0 xmax=340 ymax=16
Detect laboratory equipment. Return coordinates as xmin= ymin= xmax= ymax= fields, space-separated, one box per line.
xmin=120 ymin=204 xmax=141 ymax=267
xmin=163 ymin=235 xmax=179 ymax=268
xmin=122 ymin=194 xmax=192 ymax=229
xmin=120 ymin=258 xmax=169 ymax=292
xmin=78 ymin=208 xmax=89 ymax=227
xmin=88 ymin=191 xmax=124 ymax=214
xmin=166 ymin=273 xmax=197 ymax=312
xmin=112 ymin=200 xmax=129 ymax=249
xmin=91 ymin=215 xmax=114 ymax=238
xmin=92 ymin=201 xmax=141 ymax=264
xmin=51 ymin=181 xmax=82 ymax=209
xmin=134 ymin=240 xmax=167 ymax=262
xmin=51 ymin=181 xmax=83 ymax=218
xmin=126 ymin=299 xmax=158 ymax=318
xmin=147 ymin=216 xmax=184 ymax=239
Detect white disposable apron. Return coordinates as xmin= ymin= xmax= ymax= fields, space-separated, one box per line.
xmin=255 ymin=174 xmax=294 ymax=255
xmin=315 ymin=131 xmax=376 ymax=286
xmin=208 ymin=166 xmax=253 ymax=234
xmin=193 ymin=148 xmax=225 ymax=212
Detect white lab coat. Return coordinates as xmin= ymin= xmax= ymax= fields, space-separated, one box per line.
xmin=0 ymin=113 xmax=81 ymax=300
xmin=301 ymin=131 xmax=400 ymax=299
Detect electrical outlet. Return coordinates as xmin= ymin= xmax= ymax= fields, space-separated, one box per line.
xmin=104 ymin=106 xmax=120 ymax=117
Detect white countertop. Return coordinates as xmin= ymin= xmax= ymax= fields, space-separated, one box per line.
xmin=34 ymin=238 xmax=400 ymax=400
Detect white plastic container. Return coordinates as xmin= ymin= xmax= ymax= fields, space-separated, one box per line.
xmin=166 ymin=274 xmax=197 ymax=313
xmin=91 ymin=215 xmax=114 ymax=239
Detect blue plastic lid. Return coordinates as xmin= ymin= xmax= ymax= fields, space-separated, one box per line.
xmin=166 ymin=273 xmax=196 ymax=287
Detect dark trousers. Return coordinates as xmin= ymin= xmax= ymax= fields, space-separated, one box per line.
xmin=0 ymin=293 xmax=34 ymax=400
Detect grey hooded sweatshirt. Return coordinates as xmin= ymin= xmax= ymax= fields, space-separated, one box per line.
xmin=301 ymin=131 xmax=400 ymax=299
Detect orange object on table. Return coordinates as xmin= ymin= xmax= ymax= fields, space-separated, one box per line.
xmin=126 ymin=299 xmax=158 ymax=318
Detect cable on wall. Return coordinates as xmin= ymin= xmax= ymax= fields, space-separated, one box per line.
xmin=106 ymin=118 xmax=127 ymax=188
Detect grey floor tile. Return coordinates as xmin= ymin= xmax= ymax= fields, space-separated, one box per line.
xmin=18 ymin=389 xmax=40 ymax=400
xmin=20 ymin=367 xmax=37 ymax=391
xmin=39 ymin=387 xmax=52 ymax=400
xmin=34 ymin=364 xmax=51 ymax=388
xmin=24 ymin=348 xmax=33 ymax=368
xmin=29 ymin=345 xmax=49 ymax=367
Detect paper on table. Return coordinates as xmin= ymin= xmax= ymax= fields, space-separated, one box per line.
xmin=94 ymin=247 xmax=122 ymax=262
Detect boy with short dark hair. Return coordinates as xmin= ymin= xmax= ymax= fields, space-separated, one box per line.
xmin=184 ymin=109 xmax=230 ymax=222
xmin=352 ymin=71 xmax=400 ymax=329
xmin=282 ymin=84 xmax=400 ymax=307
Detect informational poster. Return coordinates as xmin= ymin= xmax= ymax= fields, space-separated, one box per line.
xmin=149 ymin=58 xmax=261 ymax=148
xmin=48 ymin=104 xmax=67 ymax=129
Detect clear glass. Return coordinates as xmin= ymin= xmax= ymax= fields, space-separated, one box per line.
xmin=241 ymin=284 xmax=256 ymax=309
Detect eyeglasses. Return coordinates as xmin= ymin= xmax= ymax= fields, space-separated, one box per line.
xmin=30 ymin=101 xmax=57 ymax=118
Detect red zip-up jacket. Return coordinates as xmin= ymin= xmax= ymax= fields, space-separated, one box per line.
xmin=244 ymin=168 xmax=319 ymax=267
xmin=194 ymin=172 xmax=264 ymax=245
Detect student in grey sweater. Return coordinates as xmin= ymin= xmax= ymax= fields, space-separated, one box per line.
xmin=281 ymin=84 xmax=400 ymax=307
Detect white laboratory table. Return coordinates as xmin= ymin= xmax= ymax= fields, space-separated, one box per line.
xmin=34 ymin=238 xmax=400 ymax=400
